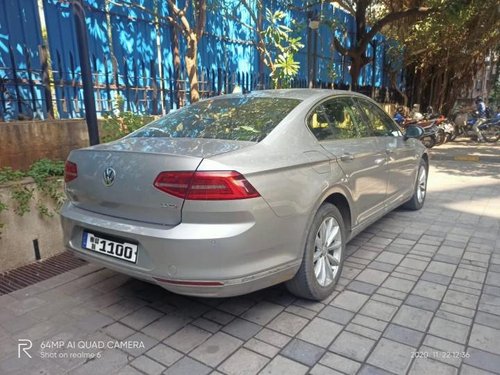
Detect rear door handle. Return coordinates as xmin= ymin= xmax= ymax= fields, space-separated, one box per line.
xmin=340 ymin=153 xmax=354 ymax=161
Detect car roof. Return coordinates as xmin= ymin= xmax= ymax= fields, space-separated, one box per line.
xmin=211 ymin=89 xmax=372 ymax=102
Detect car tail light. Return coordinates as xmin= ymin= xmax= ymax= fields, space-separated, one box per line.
xmin=64 ymin=161 xmax=78 ymax=183
xmin=154 ymin=171 xmax=260 ymax=200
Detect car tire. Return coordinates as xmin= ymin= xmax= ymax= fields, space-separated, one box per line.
xmin=402 ymin=158 xmax=428 ymax=210
xmin=286 ymin=203 xmax=345 ymax=301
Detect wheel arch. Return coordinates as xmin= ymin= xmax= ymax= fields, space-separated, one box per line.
xmin=323 ymin=192 xmax=352 ymax=237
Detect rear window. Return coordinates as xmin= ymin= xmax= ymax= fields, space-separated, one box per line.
xmin=131 ymin=96 xmax=301 ymax=142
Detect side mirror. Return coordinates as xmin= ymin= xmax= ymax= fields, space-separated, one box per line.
xmin=404 ymin=125 xmax=424 ymax=140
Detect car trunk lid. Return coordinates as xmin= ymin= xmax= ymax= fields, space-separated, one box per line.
xmin=65 ymin=137 xmax=254 ymax=225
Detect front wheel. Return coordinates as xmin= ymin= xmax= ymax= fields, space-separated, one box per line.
xmin=402 ymin=159 xmax=428 ymax=210
xmin=481 ymin=125 xmax=500 ymax=142
xmin=286 ymin=203 xmax=345 ymax=301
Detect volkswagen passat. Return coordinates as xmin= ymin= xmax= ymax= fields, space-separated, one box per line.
xmin=61 ymin=90 xmax=428 ymax=300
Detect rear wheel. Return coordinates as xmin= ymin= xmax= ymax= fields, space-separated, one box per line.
xmin=286 ymin=203 xmax=345 ymax=301
xmin=402 ymin=159 xmax=428 ymax=210
xmin=421 ymin=136 xmax=435 ymax=148
xmin=435 ymin=128 xmax=446 ymax=145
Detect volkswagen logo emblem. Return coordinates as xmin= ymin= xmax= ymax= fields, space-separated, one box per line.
xmin=103 ymin=167 xmax=116 ymax=187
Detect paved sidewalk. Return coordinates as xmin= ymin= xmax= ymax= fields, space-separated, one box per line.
xmin=1 ymin=144 xmax=499 ymax=375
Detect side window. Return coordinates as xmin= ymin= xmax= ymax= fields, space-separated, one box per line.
xmin=308 ymin=98 xmax=366 ymax=141
xmin=356 ymin=99 xmax=401 ymax=137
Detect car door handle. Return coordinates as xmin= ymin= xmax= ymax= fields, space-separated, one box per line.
xmin=340 ymin=153 xmax=354 ymax=161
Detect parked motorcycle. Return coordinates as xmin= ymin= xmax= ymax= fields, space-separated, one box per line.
xmin=393 ymin=108 xmax=439 ymax=148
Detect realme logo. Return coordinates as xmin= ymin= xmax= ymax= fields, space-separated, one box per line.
xmin=18 ymin=339 xmax=32 ymax=359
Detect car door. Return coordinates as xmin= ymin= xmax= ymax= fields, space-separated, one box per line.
xmin=354 ymin=98 xmax=418 ymax=205
xmin=307 ymin=97 xmax=388 ymax=225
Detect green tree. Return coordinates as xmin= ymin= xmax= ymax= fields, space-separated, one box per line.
xmin=331 ymin=0 xmax=433 ymax=90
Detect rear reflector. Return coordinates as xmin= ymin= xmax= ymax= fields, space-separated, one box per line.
xmin=154 ymin=277 xmax=224 ymax=287
xmin=64 ymin=161 xmax=78 ymax=183
xmin=154 ymin=171 xmax=260 ymax=200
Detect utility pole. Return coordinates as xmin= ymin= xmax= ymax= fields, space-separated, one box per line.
xmin=73 ymin=0 xmax=100 ymax=145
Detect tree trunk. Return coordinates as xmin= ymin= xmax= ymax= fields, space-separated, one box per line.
xmin=185 ymin=33 xmax=199 ymax=103
xmin=171 ymin=26 xmax=181 ymax=107
xmin=349 ymin=55 xmax=363 ymax=91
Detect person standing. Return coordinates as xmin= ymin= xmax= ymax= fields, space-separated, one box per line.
xmin=474 ymin=97 xmax=487 ymax=142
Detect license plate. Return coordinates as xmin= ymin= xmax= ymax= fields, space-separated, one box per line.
xmin=82 ymin=232 xmax=138 ymax=263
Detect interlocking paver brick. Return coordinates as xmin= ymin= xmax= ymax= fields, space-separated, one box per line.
xmin=381 ymin=276 xmax=415 ymax=293
xmin=146 ymin=343 xmax=183 ymax=367
xmin=428 ymin=317 xmax=470 ymax=344
xmin=319 ymin=352 xmax=361 ymax=374
xmin=285 ymin=305 xmax=316 ymax=319
xmin=130 ymin=355 xmax=165 ymax=375
xmin=355 ymin=268 xmax=390 ymax=285
xmin=297 ymin=317 xmax=343 ymax=347
xmin=241 ymin=301 xmax=284 ymax=325
xmin=218 ymin=348 xmax=269 ymax=375
xmin=104 ymin=322 xmax=135 ymax=340
xmin=475 ymin=311 xmax=500 ymax=329
xmin=400 ymin=258 xmax=429 ymax=271
xmin=318 ymin=306 xmax=354 ymax=325
xmin=190 ymin=331 xmax=243 ymax=367
xmin=346 ymin=280 xmax=378 ymax=295
xmin=345 ymin=323 xmax=381 ymax=340
xmin=383 ymin=324 xmax=424 ymax=347
xmin=260 ymin=355 xmax=309 ymax=375
xmin=221 ymin=317 xmax=261 ymax=341
xmin=392 ymin=305 xmax=433 ymax=332
xmin=281 ymin=338 xmax=325 ymax=366
xmin=360 ymin=300 xmax=398 ymax=322
xmin=244 ymin=338 xmax=280 ymax=358
xmin=421 ymin=271 xmax=452 ymax=286
xmin=443 ymin=290 xmax=479 ymax=310
xmin=461 ymin=364 xmax=498 ymax=375
xmin=478 ymin=293 xmax=500 ymax=315
xmin=367 ymin=338 xmax=415 ymax=374
xmin=351 ymin=314 xmax=388 ymax=332
xmin=469 ymin=323 xmax=500 ymax=355
xmin=255 ymin=328 xmax=292 ymax=348
xmin=164 ymin=357 xmax=211 ymax=375
xmin=309 ymin=363 xmax=344 ymax=374
xmin=163 ymin=325 xmax=211 ymax=353
xmin=330 ymin=291 xmax=369 ymax=312
xmin=120 ymin=306 xmax=163 ymax=330
xmin=267 ymin=312 xmax=309 ymax=336
xmin=141 ymin=313 xmax=191 ymax=341
xmin=412 ymin=280 xmax=447 ymax=300
xmin=329 ymin=331 xmax=376 ymax=362
xmin=408 ymin=357 xmax=458 ymax=375
xmin=463 ymin=347 xmax=500 ymax=374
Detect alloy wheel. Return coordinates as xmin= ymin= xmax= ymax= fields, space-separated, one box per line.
xmin=313 ymin=217 xmax=342 ymax=287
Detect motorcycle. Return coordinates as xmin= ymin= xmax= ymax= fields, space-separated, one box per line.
xmin=454 ymin=111 xmax=500 ymax=142
xmin=394 ymin=110 xmax=439 ymax=148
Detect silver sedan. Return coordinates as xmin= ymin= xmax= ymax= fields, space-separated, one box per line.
xmin=60 ymin=89 xmax=428 ymax=300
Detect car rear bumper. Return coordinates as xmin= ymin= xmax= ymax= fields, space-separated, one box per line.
xmin=60 ymin=201 xmax=301 ymax=297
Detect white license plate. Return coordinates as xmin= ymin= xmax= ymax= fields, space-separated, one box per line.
xmin=82 ymin=232 xmax=138 ymax=263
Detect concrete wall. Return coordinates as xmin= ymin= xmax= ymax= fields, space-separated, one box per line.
xmin=0 ymin=179 xmax=64 ymax=272
xmin=0 ymin=120 xmax=94 ymax=170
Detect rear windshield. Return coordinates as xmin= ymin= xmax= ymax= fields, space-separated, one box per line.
xmin=131 ymin=96 xmax=301 ymax=142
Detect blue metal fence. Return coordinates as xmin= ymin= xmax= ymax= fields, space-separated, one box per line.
xmin=0 ymin=0 xmax=402 ymax=122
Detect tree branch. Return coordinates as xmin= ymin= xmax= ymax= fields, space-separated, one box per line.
xmin=364 ymin=7 xmax=433 ymax=45
xmin=331 ymin=0 xmax=356 ymax=16
xmin=332 ymin=36 xmax=351 ymax=57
